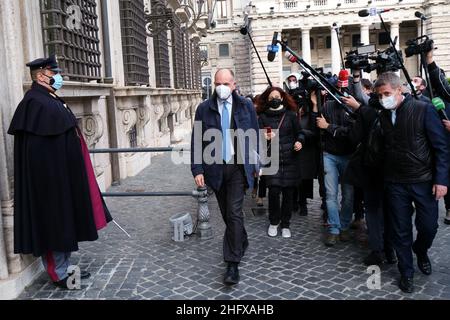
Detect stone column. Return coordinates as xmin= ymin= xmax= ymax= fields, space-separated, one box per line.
xmin=331 ymin=26 xmax=341 ymax=75
xmin=301 ymin=28 xmax=311 ymax=65
xmin=0 ymin=113 xmax=8 ymax=280
xmin=424 ymin=1 xmax=450 ymax=74
xmin=360 ymin=23 xmax=370 ymax=78
xmin=390 ymin=22 xmax=400 ymax=77
xmin=390 ymin=21 xmax=400 ymax=49
xmin=0 ymin=0 xmax=27 ymax=276
xmin=360 ymin=23 xmax=370 ymax=47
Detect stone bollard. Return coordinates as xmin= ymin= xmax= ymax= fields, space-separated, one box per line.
xmin=192 ymin=186 xmax=212 ymax=240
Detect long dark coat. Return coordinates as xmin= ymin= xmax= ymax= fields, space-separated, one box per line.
xmin=258 ymin=107 xmax=304 ymax=188
xmin=8 ymin=82 xmax=112 ymax=257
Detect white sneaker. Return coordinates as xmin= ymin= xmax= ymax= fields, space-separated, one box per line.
xmin=281 ymin=228 xmax=291 ymax=238
xmin=267 ymin=224 xmax=279 ymax=237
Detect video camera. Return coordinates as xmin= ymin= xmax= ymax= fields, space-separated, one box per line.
xmin=345 ymin=43 xmax=404 ymax=75
xmin=405 ymin=35 xmax=434 ymax=58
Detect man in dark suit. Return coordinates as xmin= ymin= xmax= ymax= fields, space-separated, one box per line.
xmin=191 ymin=69 xmax=259 ymax=285
xmin=376 ymin=72 xmax=449 ymax=293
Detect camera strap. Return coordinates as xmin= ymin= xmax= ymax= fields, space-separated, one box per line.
xmin=277 ymin=113 xmax=287 ymax=130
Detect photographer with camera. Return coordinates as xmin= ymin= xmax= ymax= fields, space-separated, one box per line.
xmin=342 ymin=69 xmax=397 ymax=266
xmin=315 ymin=71 xmax=356 ymax=247
xmin=425 ymin=47 xmax=450 ymax=103
xmin=425 ymin=48 xmax=450 ymax=225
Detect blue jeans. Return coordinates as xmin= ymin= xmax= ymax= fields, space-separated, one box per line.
xmin=323 ymin=153 xmax=354 ymax=235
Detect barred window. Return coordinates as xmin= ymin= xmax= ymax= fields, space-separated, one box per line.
xmin=172 ymin=23 xmax=185 ymax=89
xmin=218 ymin=44 xmax=229 ymax=57
xmin=152 ymin=0 xmax=171 ymax=88
xmin=183 ymin=33 xmax=193 ymax=89
xmin=40 ymin=0 xmax=102 ymax=82
xmin=192 ymin=41 xmax=201 ymax=89
xmin=119 ymin=0 xmax=150 ymax=86
xmin=352 ymin=34 xmax=361 ymax=47
xmin=129 ymin=125 xmax=138 ymax=148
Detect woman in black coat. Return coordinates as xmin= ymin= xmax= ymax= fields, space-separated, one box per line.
xmin=256 ymin=87 xmax=305 ymax=238
xmin=295 ymin=91 xmax=320 ymax=215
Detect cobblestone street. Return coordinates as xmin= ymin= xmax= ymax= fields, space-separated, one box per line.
xmin=18 ymin=152 xmax=450 ymax=300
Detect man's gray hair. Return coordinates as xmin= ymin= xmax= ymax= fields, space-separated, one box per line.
xmin=374 ymin=72 xmax=402 ymax=89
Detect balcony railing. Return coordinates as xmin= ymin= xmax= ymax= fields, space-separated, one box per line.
xmin=284 ymin=1 xmax=299 ymax=9
xmin=279 ymin=0 xmax=420 ymax=11
xmin=216 ymin=18 xmax=229 ymax=25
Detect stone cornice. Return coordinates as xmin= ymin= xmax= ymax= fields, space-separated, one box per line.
xmin=23 ymin=81 xmax=113 ymax=98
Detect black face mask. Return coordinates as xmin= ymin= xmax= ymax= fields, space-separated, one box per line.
xmin=268 ymin=98 xmax=282 ymax=108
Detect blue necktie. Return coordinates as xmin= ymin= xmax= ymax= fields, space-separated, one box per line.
xmin=222 ymin=101 xmax=232 ymax=163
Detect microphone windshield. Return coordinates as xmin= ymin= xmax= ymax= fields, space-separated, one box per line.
xmin=338 ymin=69 xmax=349 ymax=88
xmin=415 ymin=11 xmax=423 ymax=19
xmin=432 ymin=97 xmax=446 ymax=111
xmin=240 ymin=26 xmax=248 ymax=35
xmin=358 ymin=9 xmax=370 ymax=17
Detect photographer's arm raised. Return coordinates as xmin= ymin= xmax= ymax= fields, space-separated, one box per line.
xmin=426 ymin=49 xmax=450 ymax=102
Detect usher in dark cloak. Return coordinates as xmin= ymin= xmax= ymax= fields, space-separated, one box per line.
xmin=8 ymin=82 xmax=112 ymax=257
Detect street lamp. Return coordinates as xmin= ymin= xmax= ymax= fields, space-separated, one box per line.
xmin=175 ymin=0 xmax=216 ymax=32
xmin=145 ymin=0 xmax=217 ymax=37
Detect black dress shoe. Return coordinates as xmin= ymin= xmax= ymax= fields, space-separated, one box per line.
xmin=68 ymin=269 xmax=91 ymax=279
xmin=384 ymin=247 xmax=398 ymax=264
xmin=223 ymin=263 xmax=239 ymax=285
xmin=414 ymin=251 xmax=432 ymax=275
xmin=53 ymin=277 xmax=69 ymax=289
xmin=399 ymin=276 xmax=414 ymax=293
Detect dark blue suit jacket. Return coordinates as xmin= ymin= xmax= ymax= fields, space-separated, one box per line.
xmin=191 ymin=92 xmax=259 ymax=191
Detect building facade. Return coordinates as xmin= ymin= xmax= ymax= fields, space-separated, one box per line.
xmin=0 ymin=0 xmax=205 ymax=299
xmin=201 ymin=0 xmax=450 ymax=95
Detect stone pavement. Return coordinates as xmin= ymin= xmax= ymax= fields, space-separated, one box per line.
xmin=18 ymin=152 xmax=450 ymax=300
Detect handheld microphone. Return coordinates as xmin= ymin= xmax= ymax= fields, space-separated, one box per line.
xmin=358 ymin=8 xmax=392 ymax=17
xmin=415 ymin=11 xmax=428 ymax=20
xmin=432 ymin=97 xmax=449 ymax=121
xmin=285 ymin=51 xmax=298 ymax=63
xmin=337 ymin=69 xmax=349 ymax=88
xmin=267 ymin=32 xmax=279 ymax=62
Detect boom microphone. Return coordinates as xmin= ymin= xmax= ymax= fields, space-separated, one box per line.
xmin=358 ymin=8 xmax=392 ymax=17
xmin=240 ymin=25 xmax=248 ymax=35
xmin=267 ymin=32 xmax=279 ymax=62
xmin=415 ymin=11 xmax=428 ymax=20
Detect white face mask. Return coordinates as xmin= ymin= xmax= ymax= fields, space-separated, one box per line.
xmin=380 ymin=95 xmax=397 ymax=110
xmin=289 ymin=81 xmax=298 ymax=90
xmin=215 ymin=85 xmax=232 ymax=100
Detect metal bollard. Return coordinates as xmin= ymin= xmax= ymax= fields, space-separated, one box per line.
xmin=192 ymin=186 xmax=212 ymax=240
